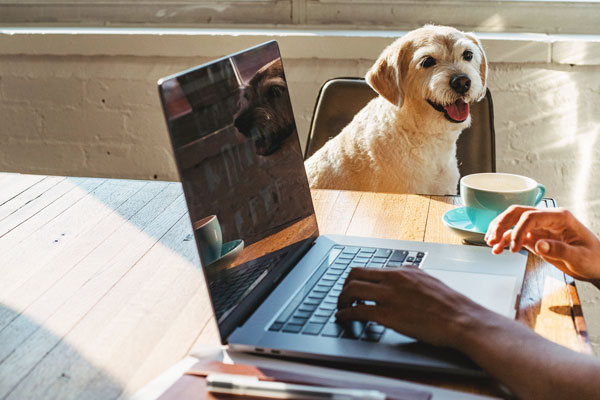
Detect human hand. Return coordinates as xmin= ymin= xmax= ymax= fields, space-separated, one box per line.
xmin=486 ymin=206 xmax=600 ymax=283
xmin=335 ymin=267 xmax=486 ymax=349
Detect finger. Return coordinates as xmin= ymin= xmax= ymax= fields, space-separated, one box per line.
xmin=491 ymin=229 xmax=512 ymax=255
xmin=521 ymin=231 xmax=542 ymax=253
xmin=486 ymin=205 xmax=536 ymax=244
xmin=335 ymin=303 xmax=381 ymax=322
xmin=486 ymin=205 xmax=534 ymax=243
xmin=509 ymin=210 xmax=545 ymax=252
xmin=337 ymin=280 xmax=386 ymax=310
xmin=535 ymin=239 xmax=581 ymax=268
xmin=343 ymin=267 xmax=390 ymax=286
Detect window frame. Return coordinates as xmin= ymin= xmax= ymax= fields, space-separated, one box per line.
xmin=0 ymin=0 xmax=599 ymax=35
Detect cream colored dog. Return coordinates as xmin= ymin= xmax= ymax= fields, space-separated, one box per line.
xmin=305 ymin=25 xmax=488 ymax=195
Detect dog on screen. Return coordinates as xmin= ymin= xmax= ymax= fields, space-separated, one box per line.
xmin=304 ymin=25 xmax=488 ymax=195
xmin=234 ymin=58 xmax=296 ymax=156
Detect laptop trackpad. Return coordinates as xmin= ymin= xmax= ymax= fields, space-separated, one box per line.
xmin=425 ymin=269 xmax=517 ymax=317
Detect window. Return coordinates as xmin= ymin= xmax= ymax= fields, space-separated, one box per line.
xmin=0 ymin=0 xmax=599 ymax=35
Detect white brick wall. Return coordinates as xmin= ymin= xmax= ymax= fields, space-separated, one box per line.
xmin=2 ymin=55 xmax=599 ymax=206
xmin=0 ymin=55 xmax=198 ymax=180
xmin=1 ymin=29 xmax=600 ymax=352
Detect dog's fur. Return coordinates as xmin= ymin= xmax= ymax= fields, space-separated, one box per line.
xmin=305 ymin=25 xmax=488 ymax=195
xmin=234 ymin=58 xmax=296 ymax=156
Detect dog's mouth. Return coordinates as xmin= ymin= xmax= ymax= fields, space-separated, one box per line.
xmin=427 ymin=99 xmax=470 ymax=123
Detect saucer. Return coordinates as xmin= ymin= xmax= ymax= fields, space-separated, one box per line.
xmin=205 ymin=239 xmax=244 ymax=272
xmin=442 ymin=207 xmax=487 ymax=245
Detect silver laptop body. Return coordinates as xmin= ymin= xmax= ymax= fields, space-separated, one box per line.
xmin=158 ymin=41 xmax=527 ymax=377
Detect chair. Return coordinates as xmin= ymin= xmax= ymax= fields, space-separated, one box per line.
xmin=304 ymin=78 xmax=496 ymax=184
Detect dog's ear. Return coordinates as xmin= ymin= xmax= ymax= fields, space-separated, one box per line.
xmin=366 ymin=40 xmax=405 ymax=108
xmin=465 ymin=32 xmax=488 ymax=101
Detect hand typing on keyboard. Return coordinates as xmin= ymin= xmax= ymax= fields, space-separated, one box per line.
xmin=270 ymin=246 xmax=421 ymax=341
xmin=339 ymin=215 xmax=600 ymax=400
xmin=335 ymin=266 xmax=482 ymax=347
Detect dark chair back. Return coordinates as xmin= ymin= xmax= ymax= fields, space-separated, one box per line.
xmin=304 ymin=78 xmax=496 ymax=181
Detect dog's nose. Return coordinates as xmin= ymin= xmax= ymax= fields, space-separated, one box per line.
xmin=234 ymin=112 xmax=251 ymax=136
xmin=450 ymin=74 xmax=471 ymax=95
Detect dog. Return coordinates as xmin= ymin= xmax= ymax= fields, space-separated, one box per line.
xmin=234 ymin=58 xmax=296 ymax=156
xmin=304 ymin=25 xmax=488 ymax=195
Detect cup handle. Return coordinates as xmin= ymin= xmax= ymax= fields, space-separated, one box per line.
xmin=534 ymin=183 xmax=546 ymax=205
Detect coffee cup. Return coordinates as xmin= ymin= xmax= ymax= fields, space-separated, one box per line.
xmin=460 ymin=173 xmax=545 ymax=233
xmin=193 ymin=215 xmax=223 ymax=266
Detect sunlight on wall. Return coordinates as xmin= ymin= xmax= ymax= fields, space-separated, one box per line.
xmin=519 ymin=67 xmax=592 ymax=225
xmin=479 ymin=14 xmax=506 ymax=32
xmin=549 ymin=70 xmax=586 ymax=222
xmin=574 ymin=131 xmax=597 ymax=223
xmin=541 ymin=70 xmax=600 ymax=227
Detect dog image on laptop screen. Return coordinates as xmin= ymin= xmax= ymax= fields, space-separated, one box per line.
xmin=304 ymin=25 xmax=488 ymax=195
xmin=234 ymin=58 xmax=296 ymax=156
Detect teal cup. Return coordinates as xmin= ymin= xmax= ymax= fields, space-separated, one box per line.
xmin=460 ymin=173 xmax=546 ymax=233
xmin=193 ymin=215 xmax=223 ymax=266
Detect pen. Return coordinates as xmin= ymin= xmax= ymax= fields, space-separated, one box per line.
xmin=206 ymin=372 xmax=387 ymax=400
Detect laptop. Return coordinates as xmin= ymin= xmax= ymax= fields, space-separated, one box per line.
xmin=157 ymin=41 xmax=528 ymax=376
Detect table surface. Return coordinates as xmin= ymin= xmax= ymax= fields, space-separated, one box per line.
xmin=0 ymin=172 xmax=591 ymax=399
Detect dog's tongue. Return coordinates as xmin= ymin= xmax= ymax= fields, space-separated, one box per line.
xmin=444 ymin=99 xmax=469 ymax=122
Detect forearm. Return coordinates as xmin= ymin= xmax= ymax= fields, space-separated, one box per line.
xmin=455 ymin=310 xmax=600 ymax=399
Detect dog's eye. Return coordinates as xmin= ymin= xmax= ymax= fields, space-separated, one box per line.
xmin=463 ymin=50 xmax=473 ymax=61
xmin=420 ymin=56 xmax=436 ymax=68
xmin=269 ymin=85 xmax=285 ymax=98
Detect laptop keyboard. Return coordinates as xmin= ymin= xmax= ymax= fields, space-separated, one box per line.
xmin=269 ymin=245 xmax=426 ymax=341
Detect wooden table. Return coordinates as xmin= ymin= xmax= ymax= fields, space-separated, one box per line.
xmin=0 ymin=173 xmax=591 ymax=399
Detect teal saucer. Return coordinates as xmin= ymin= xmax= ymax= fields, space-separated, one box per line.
xmin=442 ymin=207 xmax=487 ymax=245
xmin=205 ymin=239 xmax=244 ymax=272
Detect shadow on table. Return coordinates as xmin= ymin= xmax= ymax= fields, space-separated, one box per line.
xmin=0 ymin=303 xmax=124 ymax=400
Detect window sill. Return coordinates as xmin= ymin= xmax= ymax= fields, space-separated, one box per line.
xmin=0 ymin=27 xmax=599 ymax=66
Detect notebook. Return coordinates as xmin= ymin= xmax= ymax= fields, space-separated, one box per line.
xmin=157 ymin=40 xmax=528 ymax=376
xmin=156 ymin=360 xmax=433 ymax=400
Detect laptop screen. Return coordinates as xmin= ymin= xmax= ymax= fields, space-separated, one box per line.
xmin=158 ymin=41 xmax=319 ymax=338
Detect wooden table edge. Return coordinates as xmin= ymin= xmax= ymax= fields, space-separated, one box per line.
xmin=564 ymin=273 xmax=595 ymax=355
